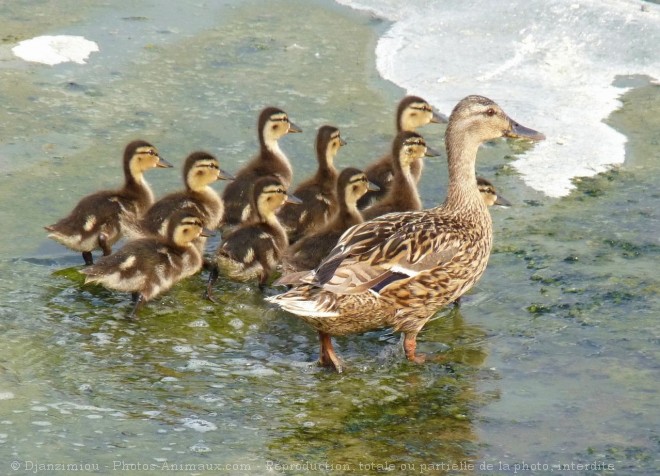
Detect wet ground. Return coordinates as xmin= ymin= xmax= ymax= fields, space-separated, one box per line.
xmin=0 ymin=1 xmax=658 ymax=474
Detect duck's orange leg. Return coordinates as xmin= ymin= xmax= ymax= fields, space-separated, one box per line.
xmin=318 ymin=332 xmax=343 ymax=373
xmin=403 ymin=333 xmax=427 ymax=364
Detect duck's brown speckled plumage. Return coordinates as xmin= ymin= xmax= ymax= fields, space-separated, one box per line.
xmin=45 ymin=140 xmax=172 ymax=265
xmin=278 ymin=168 xmax=377 ymax=278
xmin=267 ymin=95 xmax=545 ymax=372
xmin=128 ymin=151 xmax=233 ymax=251
xmin=278 ymin=125 xmax=346 ymax=244
xmin=80 ymin=210 xmax=207 ymax=318
xmin=358 ymin=96 xmax=447 ymax=208
xmin=221 ymin=107 xmax=302 ymax=229
xmin=361 ymin=131 xmax=439 ymax=221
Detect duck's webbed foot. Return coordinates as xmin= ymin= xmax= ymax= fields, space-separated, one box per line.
xmin=318 ymin=332 xmax=343 ymax=373
xmin=403 ymin=333 xmax=448 ymax=365
xmin=82 ymin=251 xmax=94 ymax=266
xmin=128 ymin=292 xmax=145 ymax=319
xmin=205 ymin=266 xmax=220 ymax=303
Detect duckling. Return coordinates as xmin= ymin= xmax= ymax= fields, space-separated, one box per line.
xmin=130 ymin=151 xmax=233 ymax=241
xmin=80 ymin=210 xmax=210 ymax=318
xmin=277 ymin=125 xmax=346 ymax=244
xmin=361 ymin=131 xmax=440 ymax=221
xmin=358 ymin=95 xmax=447 ymax=208
xmin=221 ymin=107 xmax=302 ymax=229
xmin=207 ymin=176 xmax=302 ymax=300
xmin=278 ymin=168 xmax=379 ymax=280
xmin=267 ymin=95 xmax=544 ymax=372
xmin=45 ymin=140 xmax=172 ymax=265
xmin=477 ymin=176 xmax=511 ymax=207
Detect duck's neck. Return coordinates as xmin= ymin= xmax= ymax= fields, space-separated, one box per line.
xmin=261 ymin=137 xmax=292 ymax=179
xmin=125 ymin=165 xmax=154 ymax=205
xmin=314 ymin=154 xmax=338 ymax=190
xmin=336 ymin=196 xmax=363 ymax=229
xmin=394 ymin=162 xmax=422 ymax=211
xmin=443 ymin=129 xmax=485 ymax=213
xmin=263 ymin=210 xmax=289 ymax=249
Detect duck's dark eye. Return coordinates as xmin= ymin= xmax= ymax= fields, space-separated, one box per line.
xmin=486 ymin=108 xmax=496 ymax=116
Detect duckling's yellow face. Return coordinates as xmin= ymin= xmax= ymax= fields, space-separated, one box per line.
xmin=172 ymin=216 xmax=204 ymax=247
xmin=130 ymin=145 xmax=166 ymax=175
xmin=401 ymin=101 xmax=436 ymax=131
xmin=344 ymin=172 xmax=373 ymax=204
xmin=256 ymin=183 xmax=290 ymax=215
xmin=187 ymin=158 xmax=222 ymax=189
xmin=264 ymin=112 xmax=302 ymax=142
xmin=325 ymin=130 xmax=346 ymax=162
xmin=399 ymin=136 xmax=428 ymax=168
xmin=478 ymin=184 xmax=498 ymax=206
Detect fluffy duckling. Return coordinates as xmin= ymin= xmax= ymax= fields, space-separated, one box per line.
xmin=80 ymin=210 xmax=209 ymax=318
xmin=477 ymin=176 xmax=511 ymax=207
xmin=361 ymin=131 xmax=440 ymax=221
xmin=45 ymin=140 xmax=172 ymax=265
xmin=207 ymin=176 xmax=301 ymax=300
xmin=130 ymin=151 xmax=233 ymax=241
xmin=278 ymin=168 xmax=379 ymax=280
xmin=358 ymin=95 xmax=447 ymax=208
xmin=221 ymin=107 xmax=302 ymax=229
xmin=277 ymin=125 xmax=346 ymax=244
xmin=267 ymin=95 xmax=544 ymax=372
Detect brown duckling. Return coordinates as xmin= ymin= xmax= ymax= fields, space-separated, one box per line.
xmin=278 ymin=168 xmax=379 ymax=281
xmin=130 ymin=151 xmax=233 ymax=241
xmin=221 ymin=107 xmax=302 ymax=229
xmin=358 ymin=95 xmax=447 ymax=208
xmin=477 ymin=176 xmax=511 ymax=207
xmin=45 ymin=140 xmax=172 ymax=265
xmin=207 ymin=176 xmax=301 ymax=300
xmin=80 ymin=210 xmax=210 ymax=318
xmin=361 ymin=131 xmax=440 ymax=221
xmin=277 ymin=125 xmax=346 ymax=244
xmin=267 ymin=95 xmax=544 ymax=372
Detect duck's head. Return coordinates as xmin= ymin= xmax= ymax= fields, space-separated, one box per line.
xmin=259 ymin=107 xmax=302 ymax=144
xmin=252 ymin=176 xmax=302 ymax=220
xmin=392 ymin=131 xmax=441 ymax=171
xmin=447 ymin=95 xmax=545 ymax=144
xmin=316 ymin=125 xmax=346 ymax=167
xmin=125 ymin=140 xmax=173 ymax=178
xmin=477 ymin=176 xmax=512 ymax=207
xmin=337 ymin=167 xmax=379 ymax=207
xmin=398 ymin=95 xmax=448 ymax=132
xmin=167 ymin=210 xmax=210 ymax=247
xmin=183 ymin=151 xmax=234 ymax=190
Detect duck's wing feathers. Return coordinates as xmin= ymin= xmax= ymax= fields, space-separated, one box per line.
xmin=313 ymin=211 xmax=461 ymax=295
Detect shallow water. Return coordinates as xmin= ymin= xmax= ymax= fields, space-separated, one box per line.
xmin=0 ymin=1 xmax=658 ymax=475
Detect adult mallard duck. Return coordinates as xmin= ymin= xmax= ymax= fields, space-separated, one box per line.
xmin=278 ymin=167 xmax=378 ymax=280
xmin=277 ymin=125 xmax=346 ymax=244
xmin=206 ymin=176 xmax=301 ymax=301
xmin=361 ymin=131 xmax=439 ymax=221
xmin=358 ymin=95 xmax=447 ymax=208
xmin=267 ymin=95 xmax=544 ymax=372
xmin=80 ymin=210 xmax=210 ymax=318
xmin=45 ymin=140 xmax=172 ymax=265
xmin=221 ymin=107 xmax=302 ymax=229
xmin=129 ymin=151 xmax=233 ymax=246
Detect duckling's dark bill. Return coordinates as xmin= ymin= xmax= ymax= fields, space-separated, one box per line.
xmin=156 ymin=157 xmax=174 ymax=168
xmin=425 ymin=145 xmax=441 ymax=157
xmin=431 ymin=109 xmax=449 ymax=124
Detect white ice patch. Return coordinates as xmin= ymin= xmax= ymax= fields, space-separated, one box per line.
xmin=336 ymin=0 xmax=660 ymax=197
xmin=12 ymin=35 xmax=99 ymax=65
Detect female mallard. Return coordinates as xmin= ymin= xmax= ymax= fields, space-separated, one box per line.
xmin=278 ymin=167 xmax=378 ymax=279
xmin=267 ymin=95 xmax=544 ymax=372
xmin=45 ymin=140 xmax=172 ymax=265
xmin=361 ymin=131 xmax=439 ymax=221
xmin=80 ymin=210 xmax=209 ymax=318
xmin=277 ymin=125 xmax=346 ymax=244
xmin=221 ymin=107 xmax=302 ymax=229
xmin=358 ymin=95 xmax=447 ymax=208
xmin=206 ymin=176 xmax=301 ymax=300
xmin=130 ymin=151 xmax=233 ymax=242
